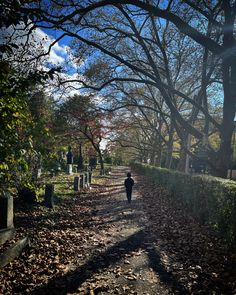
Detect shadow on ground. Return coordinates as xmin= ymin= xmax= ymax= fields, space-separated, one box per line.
xmin=30 ymin=228 xmax=188 ymax=295
xmin=29 ymin=168 xmax=189 ymax=295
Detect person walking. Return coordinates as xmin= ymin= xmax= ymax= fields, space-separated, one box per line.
xmin=124 ymin=172 xmax=134 ymax=203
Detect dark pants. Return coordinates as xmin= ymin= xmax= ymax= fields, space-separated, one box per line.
xmin=126 ymin=189 xmax=132 ymax=203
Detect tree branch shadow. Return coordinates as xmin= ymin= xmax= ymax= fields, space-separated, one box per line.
xmin=146 ymin=246 xmax=189 ymax=294
xmin=30 ymin=229 xmax=188 ymax=295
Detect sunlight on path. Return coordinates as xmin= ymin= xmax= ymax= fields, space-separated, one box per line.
xmin=31 ymin=166 xmax=186 ymax=294
xmin=73 ymin=166 xmax=171 ymax=295
xmin=2 ymin=167 xmax=234 ymax=294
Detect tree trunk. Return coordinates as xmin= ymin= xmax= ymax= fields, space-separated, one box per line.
xmin=177 ymin=134 xmax=191 ymax=173
xmin=97 ymin=149 xmax=104 ymax=170
xmin=184 ymin=135 xmax=191 ymax=174
xmin=155 ymin=118 xmax=163 ymax=167
xmin=216 ymin=58 xmax=236 ymax=177
xmin=177 ymin=144 xmax=186 ymax=172
xmin=216 ymin=4 xmax=236 ymax=177
xmin=165 ymin=143 xmax=173 ymax=169
xmin=149 ymin=147 xmax=156 ymax=166
xmin=150 ymin=129 xmax=159 ymax=166
xmin=155 ymin=146 xmax=162 ymax=167
xmin=165 ymin=122 xmax=174 ymax=169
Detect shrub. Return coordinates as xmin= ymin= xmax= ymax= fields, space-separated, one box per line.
xmin=132 ymin=163 xmax=236 ymax=249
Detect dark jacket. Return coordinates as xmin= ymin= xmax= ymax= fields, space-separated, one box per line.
xmin=124 ymin=177 xmax=134 ymax=191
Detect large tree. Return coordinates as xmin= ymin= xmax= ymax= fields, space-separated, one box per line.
xmin=18 ymin=0 xmax=236 ymax=177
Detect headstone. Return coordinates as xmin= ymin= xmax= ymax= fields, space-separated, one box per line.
xmin=227 ymin=169 xmax=236 ymax=180
xmin=84 ymin=172 xmax=90 ymax=188
xmin=55 ymin=165 xmax=61 ymax=175
xmin=66 ymin=146 xmax=73 ymax=164
xmin=84 ymin=172 xmax=87 ymax=186
xmin=45 ymin=184 xmax=54 ymax=208
xmin=80 ymin=174 xmax=85 ymax=189
xmin=0 ymin=195 xmax=14 ymax=230
xmin=88 ymin=172 xmax=92 ymax=185
xmin=18 ymin=187 xmax=36 ymax=203
xmin=36 ymin=154 xmax=42 ymax=179
xmin=0 ymin=228 xmax=15 ymax=245
xmin=67 ymin=164 xmax=73 ymax=175
xmin=37 ymin=168 xmax=42 ymax=179
xmin=77 ymin=155 xmax=83 ymax=171
xmin=0 ymin=236 xmax=30 ymax=268
xmin=74 ymin=176 xmax=80 ymax=191
xmin=231 ymin=169 xmax=235 ymax=179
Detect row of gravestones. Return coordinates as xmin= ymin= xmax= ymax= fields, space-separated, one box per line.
xmin=0 ymin=171 xmax=93 ymax=267
xmin=0 ymin=170 xmax=94 ymax=233
xmin=37 ymin=164 xmax=91 ymax=179
xmin=73 ymin=172 xmax=92 ymax=191
xmin=0 ymin=171 xmax=92 ymax=235
xmin=44 ymin=171 xmax=92 ymax=208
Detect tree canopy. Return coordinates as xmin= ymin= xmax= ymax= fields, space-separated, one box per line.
xmin=1 ymin=0 xmax=236 ymax=178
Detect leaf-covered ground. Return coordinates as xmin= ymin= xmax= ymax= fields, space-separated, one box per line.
xmin=0 ymin=167 xmax=235 ymax=294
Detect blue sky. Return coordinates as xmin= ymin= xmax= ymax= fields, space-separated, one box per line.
xmin=1 ymin=22 xmax=84 ymax=98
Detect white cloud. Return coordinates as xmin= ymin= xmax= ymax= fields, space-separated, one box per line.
xmin=33 ymin=27 xmax=69 ymax=66
xmin=0 ymin=23 xmax=77 ymax=68
xmin=0 ymin=23 xmax=85 ymax=99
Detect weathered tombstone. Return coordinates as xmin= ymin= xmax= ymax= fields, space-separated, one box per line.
xmin=84 ymin=173 xmax=88 ymax=187
xmin=36 ymin=153 xmax=42 ymax=179
xmin=67 ymin=164 xmax=73 ymax=175
xmin=88 ymin=172 xmax=92 ymax=185
xmin=74 ymin=176 xmax=80 ymax=191
xmin=0 ymin=236 xmax=30 ymax=268
xmin=0 ymin=194 xmax=14 ymax=230
xmin=44 ymin=184 xmax=54 ymax=208
xmin=227 ymin=168 xmax=236 ymax=179
xmin=0 ymin=195 xmax=29 ymax=267
xmin=37 ymin=168 xmax=42 ymax=179
xmin=66 ymin=146 xmax=73 ymax=175
xmin=80 ymin=174 xmax=85 ymax=189
xmin=77 ymin=156 xmax=83 ymax=171
xmin=66 ymin=146 xmax=73 ymax=164
xmin=84 ymin=172 xmax=90 ymax=188
xmin=0 ymin=228 xmax=15 ymax=245
xmin=232 ymin=170 xmax=236 ymax=180
xmin=18 ymin=187 xmax=37 ymax=203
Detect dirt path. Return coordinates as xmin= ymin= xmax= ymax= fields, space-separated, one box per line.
xmin=32 ymin=166 xmax=174 ymax=295
xmin=71 ymin=166 xmax=172 ymax=295
xmin=1 ymin=166 xmax=235 ymax=294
